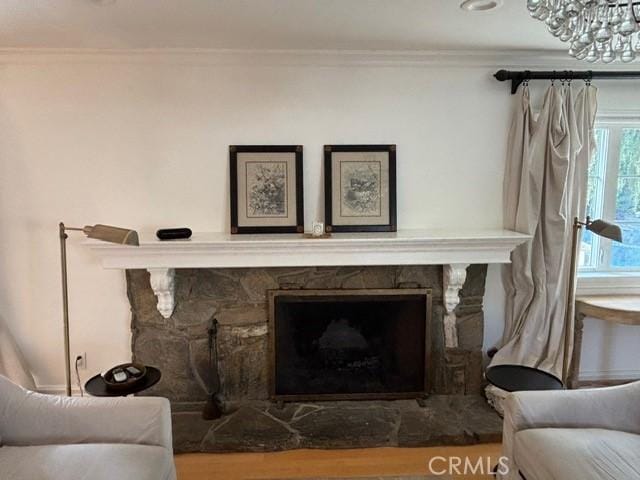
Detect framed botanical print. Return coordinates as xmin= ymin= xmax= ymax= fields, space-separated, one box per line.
xmin=230 ymin=145 xmax=304 ymax=234
xmin=324 ymin=144 xmax=396 ymax=233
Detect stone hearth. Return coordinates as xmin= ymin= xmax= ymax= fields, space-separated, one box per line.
xmin=172 ymin=396 xmax=501 ymax=452
xmin=127 ymin=265 xmax=499 ymax=453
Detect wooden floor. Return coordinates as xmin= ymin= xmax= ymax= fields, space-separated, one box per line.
xmin=175 ymin=444 xmax=502 ymax=480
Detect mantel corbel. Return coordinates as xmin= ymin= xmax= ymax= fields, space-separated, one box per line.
xmin=442 ymin=263 xmax=469 ymax=349
xmin=148 ymin=268 xmax=175 ymax=319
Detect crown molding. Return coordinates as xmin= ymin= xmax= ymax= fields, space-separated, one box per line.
xmin=0 ymin=47 xmax=617 ymax=69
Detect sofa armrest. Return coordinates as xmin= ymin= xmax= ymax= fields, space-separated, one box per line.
xmin=498 ymin=381 xmax=640 ymax=480
xmin=505 ymin=380 xmax=640 ymax=434
xmin=0 ymin=376 xmax=173 ymax=451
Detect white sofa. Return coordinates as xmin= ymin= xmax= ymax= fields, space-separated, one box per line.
xmin=500 ymin=380 xmax=640 ymax=480
xmin=0 ymin=375 xmax=177 ymax=480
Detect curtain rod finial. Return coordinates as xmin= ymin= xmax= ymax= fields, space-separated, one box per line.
xmin=494 ymin=69 xmax=509 ymax=81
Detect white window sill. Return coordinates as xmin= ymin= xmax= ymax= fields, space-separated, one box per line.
xmin=577 ymin=272 xmax=640 ymax=296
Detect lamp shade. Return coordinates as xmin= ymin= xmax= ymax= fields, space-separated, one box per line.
xmin=82 ymin=224 xmax=139 ymax=246
xmin=586 ymin=219 xmax=623 ymax=243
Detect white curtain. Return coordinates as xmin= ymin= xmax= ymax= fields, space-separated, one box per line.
xmin=0 ymin=315 xmax=35 ymax=389
xmin=491 ymin=83 xmax=598 ymax=380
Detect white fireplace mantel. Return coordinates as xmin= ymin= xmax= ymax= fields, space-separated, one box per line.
xmin=86 ymin=228 xmax=529 ymax=346
xmin=87 ymin=229 xmax=529 ymax=269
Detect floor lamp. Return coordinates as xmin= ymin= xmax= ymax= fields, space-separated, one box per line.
xmin=59 ymin=223 xmax=139 ymax=396
xmin=563 ymin=216 xmax=623 ymax=384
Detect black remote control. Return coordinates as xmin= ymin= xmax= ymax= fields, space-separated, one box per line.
xmin=156 ymin=228 xmax=192 ymax=240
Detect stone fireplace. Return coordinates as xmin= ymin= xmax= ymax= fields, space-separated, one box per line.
xmin=87 ymin=228 xmax=528 ymax=452
xmin=127 ymin=264 xmax=501 ymax=452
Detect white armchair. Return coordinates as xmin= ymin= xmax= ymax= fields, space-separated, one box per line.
xmin=0 ymin=375 xmax=177 ymax=480
xmin=500 ymin=380 xmax=640 ymax=480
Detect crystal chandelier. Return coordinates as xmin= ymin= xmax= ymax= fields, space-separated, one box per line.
xmin=527 ymin=0 xmax=640 ymax=63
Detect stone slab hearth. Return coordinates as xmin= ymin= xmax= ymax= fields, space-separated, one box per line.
xmin=127 ymin=265 xmax=495 ymax=453
xmin=172 ymin=396 xmax=501 ymax=453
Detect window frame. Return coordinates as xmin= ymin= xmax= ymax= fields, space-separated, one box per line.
xmin=580 ymin=126 xmax=609 ymax=271
xmin=577 ymin=112 xmax=640 ymax=294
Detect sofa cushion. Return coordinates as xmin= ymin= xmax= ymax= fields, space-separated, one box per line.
xmin=514 ymin=428 xmax=640 ymax=480
xmin=0 ymin=443 xmax=174 ymax=480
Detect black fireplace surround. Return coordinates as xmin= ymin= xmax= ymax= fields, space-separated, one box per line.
xmin=269 ymin=289 xmax=432 ymax=401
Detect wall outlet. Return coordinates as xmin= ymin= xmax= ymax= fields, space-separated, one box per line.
xmin=75 ymin=353 xmax=87 ymax=370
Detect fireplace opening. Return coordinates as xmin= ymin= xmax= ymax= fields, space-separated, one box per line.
xmin=268 ymin=289 xmax=432 ymax=401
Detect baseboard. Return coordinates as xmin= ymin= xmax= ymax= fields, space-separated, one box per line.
xmin=579 ymin=369 xmax=640 ymax=381
xmin=39 ymin=371 xmax=640 ymax=395
xmin=36 ymin=384 xmax=83 ymax=396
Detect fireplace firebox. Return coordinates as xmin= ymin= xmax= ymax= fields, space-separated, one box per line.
xmin=268 ymin=289 xmax=432 ymax=401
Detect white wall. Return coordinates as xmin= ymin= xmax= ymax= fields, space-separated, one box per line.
xmin=0 ymin=51 xmax=638 ymax=390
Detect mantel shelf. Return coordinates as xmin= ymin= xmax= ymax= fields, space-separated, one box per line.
xmin=86 ymin=228 xmax=530 ymax=269
xmin=85 ymin=228 xmax=530 ymax=329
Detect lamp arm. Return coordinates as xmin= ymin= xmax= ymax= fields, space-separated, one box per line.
xmin=61 ymin=225 xmax=85 ymax=232
xmin=575 ymin=217 xmax=590 ymax=228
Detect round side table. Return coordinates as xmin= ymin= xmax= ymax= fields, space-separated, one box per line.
xmin=85 ymin=366 xmax=162 ymax=397
xmin=485 ymin=364 xmax=563 ymax=478
xmin=486 ymin=364 xmax=563 ymax=392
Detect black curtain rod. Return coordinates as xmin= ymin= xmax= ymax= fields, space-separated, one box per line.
xmin=494 ymin=69 xmax=640 ymax=94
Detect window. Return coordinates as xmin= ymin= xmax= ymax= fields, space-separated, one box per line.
xmin=580 ymin=117 xmax=640 ymax=273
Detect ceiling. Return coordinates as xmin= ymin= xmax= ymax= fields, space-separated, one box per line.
xmin=0 ymin=0 xmax=563 ymax=51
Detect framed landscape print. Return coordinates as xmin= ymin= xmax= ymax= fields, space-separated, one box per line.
xmin=324 ymin=144 xmax=397 ymax=233
xmin=230 ymin=145 xmax=304 ymax=234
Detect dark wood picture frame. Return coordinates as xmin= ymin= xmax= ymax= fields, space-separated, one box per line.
xmin=324 ymin=144 xmax=397 ymax=233
xmin=230 ymin=145 xmax=304 ymax=234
